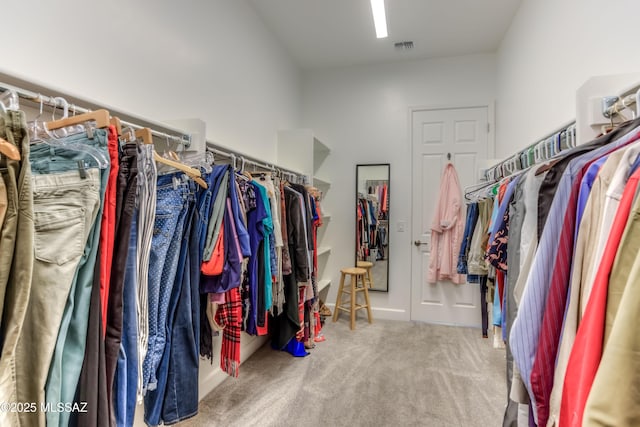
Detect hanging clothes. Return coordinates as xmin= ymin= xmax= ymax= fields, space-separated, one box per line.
xmin=428 ymin=163 xmax=465 ymax=284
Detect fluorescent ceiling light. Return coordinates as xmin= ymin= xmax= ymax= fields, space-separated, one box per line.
xmin=370 ymin=0 xmax=388 ymax=39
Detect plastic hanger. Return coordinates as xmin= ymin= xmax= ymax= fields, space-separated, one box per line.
xmin=34 ymin=104 xmax=110 ymax=169
xmin=0 ymin=90 xmax=19 ymax=112
xmin=0 ymin=89 xmax=21 ymax=160
xmin=135 ymin=127 xmax=207 ymax=189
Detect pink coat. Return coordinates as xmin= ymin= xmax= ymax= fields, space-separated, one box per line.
xmin=427 ymin=163 xmax=465 ymax=284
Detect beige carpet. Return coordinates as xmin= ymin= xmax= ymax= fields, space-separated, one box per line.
xmin=179 ymin=318 xmax=506 ymax=427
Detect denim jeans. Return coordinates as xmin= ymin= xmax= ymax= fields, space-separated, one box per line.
xmin=0 ymin=111 xmax=34 ymax=427
xmin=105 ymin=143 xmax=138 ymax=419
xmin=145 ymin=183 xmax=198 ymax=425
xmin=161 ymin=183 xmax=200 ymax=424
xmin=42 ymin=130 xmax=110 ymax=427
xmin=114 ymin=211 xmax=139 ymax=427
xmin=142 ymin=174 xmax=188 ymax=393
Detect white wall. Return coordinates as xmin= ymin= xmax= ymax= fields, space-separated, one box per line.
xmin=303 ymin=54 xmax=497 ymax=320
xmin=1 ymin=0 xmax=300 ymax=160
xmin=496 ymin=0 xmax=640 ymax=158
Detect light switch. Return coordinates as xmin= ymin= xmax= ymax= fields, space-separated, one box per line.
xmin=397 ymin=221 xmax=406 ymax=232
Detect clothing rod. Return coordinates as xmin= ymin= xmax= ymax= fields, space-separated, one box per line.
xmin=484 ymin=120 xmax=575 ymax=180
xmin=0 ymin=76 xmax=192 ymax=147
xmin=604 ymin=90 xmax=639 ymax=118
xmin=206 ymin=142 xmax=307 ymax=180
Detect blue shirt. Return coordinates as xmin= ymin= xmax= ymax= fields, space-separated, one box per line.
xmin=246 ymin=182 xmax=269 ymax=335
xmin=575 ymin=155 xmax=607 ymax=241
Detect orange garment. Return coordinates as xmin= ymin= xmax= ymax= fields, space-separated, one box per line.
xmin=100 ymin=125 xmax=119 ymax=335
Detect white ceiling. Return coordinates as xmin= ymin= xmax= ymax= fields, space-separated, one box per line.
xmin=249 ymin=0 xmax=522 ymax=70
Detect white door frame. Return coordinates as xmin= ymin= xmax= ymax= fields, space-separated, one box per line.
xmin=408 ymin=102 xmax=496 ymax=322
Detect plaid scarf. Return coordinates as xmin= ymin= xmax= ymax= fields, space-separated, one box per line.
xmin=216 ymin=286 xmax=242 ymax=377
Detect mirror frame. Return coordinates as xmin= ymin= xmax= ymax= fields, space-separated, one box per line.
xmin=355 ymin=163 xmax=390 ymax=292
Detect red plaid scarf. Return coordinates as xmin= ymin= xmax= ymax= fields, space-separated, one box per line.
xmin=215 ymin=286 xmax=242 ymax=377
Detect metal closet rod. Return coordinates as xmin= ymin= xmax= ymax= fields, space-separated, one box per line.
xmin=0 ymin=81 xmax=191 ymax=148
xmin=206 ymin=143 xmax=307 ymax=181
xmin=603 ymin=88 xmax=640 ymax=118
xmin=484 ymin=120 xmax=576 ymax=180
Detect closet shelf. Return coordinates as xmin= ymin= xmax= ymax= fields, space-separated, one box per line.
xmin=313 ymin=176 xmax=331 ymax=188
xmin=321 ymin=213 xmax=331 ymax=222
xmin=313 ymin=137 xmax=330 ymax=155
xmin=318 ymin=279 xmax=331 ymax=292
xmin=317 ymin=246 xmax=331 ymax=256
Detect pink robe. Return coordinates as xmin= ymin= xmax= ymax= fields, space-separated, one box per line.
xmin=427 ymin=163 xmax=466 ymax=284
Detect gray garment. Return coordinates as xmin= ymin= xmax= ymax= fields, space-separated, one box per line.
xmin=203 ymin=170 xmax=229 ymax=261
xmin=136 ymin=144 xmax=157 ymax=403
xmin=284 ymin=186 xmax=310 ymax=283
xmin=15 ymin=168 xmax=101 ymax=427
xmin=503 ymin=174 xmax=526 ymax=427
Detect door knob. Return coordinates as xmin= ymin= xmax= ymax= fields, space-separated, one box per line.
xmin=414 ymin=240 xmax=427 ymax=247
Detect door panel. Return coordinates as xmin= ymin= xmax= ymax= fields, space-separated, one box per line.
xmin=411 ymin=107 xmax=489 ymax=326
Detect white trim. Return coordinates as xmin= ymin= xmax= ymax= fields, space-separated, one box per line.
xmin=326 ymin=303 xmax=409 ymax=322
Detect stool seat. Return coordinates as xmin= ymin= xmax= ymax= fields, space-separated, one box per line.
xmin=341 ymin=267 xmax=367 ymax=275
xmin=333 ymin=267 xmax=373 ymax=330
xmin=356 ymin=261 xmax=375 ymax=289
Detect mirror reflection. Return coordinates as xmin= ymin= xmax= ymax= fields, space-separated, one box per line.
xmin=356 ymin=164 xmax=390 ymax=292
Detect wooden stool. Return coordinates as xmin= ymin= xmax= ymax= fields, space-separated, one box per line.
xmin=333 ymin=267 xmax=373 ymax=330
xmin=357 ymin=261 xmax=374 ymax=289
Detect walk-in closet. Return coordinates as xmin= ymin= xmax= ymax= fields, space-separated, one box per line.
xmin=1 ymin=1 xmax=640 ymax=426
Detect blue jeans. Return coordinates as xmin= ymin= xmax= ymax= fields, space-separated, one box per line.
xmin=114 ymin=211 xmax=139 ymax=426
xmin=144 ymin=178 xmax=191 ymax=425
xmin=145 ymin=182 xmax=199 ymax=425
xmin=457 ymin=202 xmax=478 ymax=274
xmin=162 ymin=182 xmax=201 ymax=424
xmin=143 ymin=174 xmax=188 ymax=393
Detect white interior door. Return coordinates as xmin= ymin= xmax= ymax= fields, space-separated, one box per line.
xmin=411 ymin=106 xmax=490 ymax=326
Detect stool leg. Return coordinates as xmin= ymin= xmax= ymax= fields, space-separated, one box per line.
xmin=350 ymin=274 xmax=356 ymax=330
xmin=333 ymin=272 xmax=345 ymax=322
xmin=367 ymin=267 xmax=374 ymax=289
xmin=362 ymin=274 xmax=373 ymax=324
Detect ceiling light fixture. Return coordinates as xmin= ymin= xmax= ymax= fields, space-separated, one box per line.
xmin=370 ymin=0 xmax=388 ymax=39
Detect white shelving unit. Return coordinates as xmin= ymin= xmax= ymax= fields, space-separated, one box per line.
xmin=317 ymin=246 xmax=331 ymax=256
xmin=277 ymin=129 xmax=332 ymax=297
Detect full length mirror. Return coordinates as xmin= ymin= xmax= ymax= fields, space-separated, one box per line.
xmin=356 ymin=164 xmax=390 ymax=292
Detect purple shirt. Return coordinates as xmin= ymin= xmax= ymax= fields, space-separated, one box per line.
xmin=574 ymin=155 xmax=607 ymax=241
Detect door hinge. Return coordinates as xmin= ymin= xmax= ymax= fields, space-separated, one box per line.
xmin=486 ymin=123 xmax=490 ymax=133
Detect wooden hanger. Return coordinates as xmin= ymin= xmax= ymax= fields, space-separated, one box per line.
xmin=135 ymin=128 xmax=208 ymax=189
xmin=110 ymin=116 xmax=122 ymax=135
xmin=0 ymin=137 xmax=20 ymax=160
xmin=46 ymin=109 xmax=110 ymax=131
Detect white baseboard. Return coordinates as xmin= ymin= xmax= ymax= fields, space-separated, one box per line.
xmin=325 ymin=303 xmax=409 ymax=322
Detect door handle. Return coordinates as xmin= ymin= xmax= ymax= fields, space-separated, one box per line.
xmin=414 ymin=240 xmax=428 ymax=247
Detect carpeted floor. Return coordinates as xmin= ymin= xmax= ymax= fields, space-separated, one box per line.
xmin=180 ymin=318 xmax=506 ymax=427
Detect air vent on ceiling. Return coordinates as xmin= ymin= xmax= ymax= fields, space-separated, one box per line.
xmin=394 ymin=41 xmax=414 ymax=50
